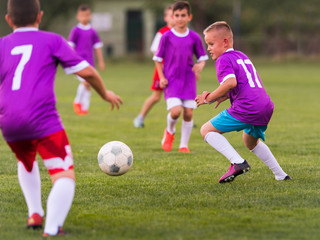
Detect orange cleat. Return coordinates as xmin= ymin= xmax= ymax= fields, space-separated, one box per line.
xmin=161 ymin=129 xmax=175 ymax=151
xmin=43 ymin=227 xmax=65 ymax=237
xmin=27 ymin=213 xmax=43 ymax=229
xmin=178 ymin=147 xmax=190 ymax=153
xmin=73 ymin=102 xmax=82 ymax=115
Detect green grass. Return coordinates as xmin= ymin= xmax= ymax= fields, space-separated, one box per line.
xmin=0 ymin=60 xmax=320 ymax=240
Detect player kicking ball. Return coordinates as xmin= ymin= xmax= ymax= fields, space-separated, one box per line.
xmin=0 ymin=0 xmax=122 ymax=236
xmin=195 ymin=21 xmax=291 ymax=183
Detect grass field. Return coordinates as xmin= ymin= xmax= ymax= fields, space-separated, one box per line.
xmin=0 ymin=59 xmax=320 ymax=240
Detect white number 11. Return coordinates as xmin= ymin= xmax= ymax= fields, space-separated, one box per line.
xmin=11 ymin=45 xmax=33 ymax=91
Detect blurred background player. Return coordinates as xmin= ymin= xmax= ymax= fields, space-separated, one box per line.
xmin=153 ymin=1 xmax=208 ymax=153
xmin=0 ymin=0 xmax=122 ymax=236
xmin=69 ymin=4 xmax=105 ymax=115
xmin=195 ymin=21 xmax=291 ymax=183
xmin=133 ymin=5 xmax=174 ymax=128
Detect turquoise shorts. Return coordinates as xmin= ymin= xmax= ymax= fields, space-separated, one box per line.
xmin=210 ymin=110 xmax=268 ymax=141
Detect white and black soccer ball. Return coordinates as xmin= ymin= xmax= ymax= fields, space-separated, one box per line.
xmin=97 ymin=141 xmax=133 ymax=176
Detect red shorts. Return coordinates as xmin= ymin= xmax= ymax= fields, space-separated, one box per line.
xmin=7 ymin=130 xmax=74 ymax=175
xmin=150 ymin=67 xmax=163 ymax=91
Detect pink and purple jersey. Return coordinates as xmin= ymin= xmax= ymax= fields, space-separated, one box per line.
xmin=0 ymin=28 xmax=89 ymax=142
xmin=216 ymin=49 xmax=274 ymax=125
xmin=153 ymin=28 xmax=208 ymax=100
xmin=68 ymin=24 xmax=103 ymax=66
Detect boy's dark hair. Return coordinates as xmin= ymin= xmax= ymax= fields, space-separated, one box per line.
xmin=172 ymin=1 xmax=191 ymax=15
xmin=7 ymin=0 xmax=40 ymax=27
xmin=78 ymin=4 xmax=90 ymax=12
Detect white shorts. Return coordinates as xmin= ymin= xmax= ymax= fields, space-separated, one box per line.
xmin=166 ymin=97 xmax=197 ymax=110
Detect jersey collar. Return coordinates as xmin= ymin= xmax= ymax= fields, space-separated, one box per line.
xmin=171 ymin=28 xmax=189 ymax=37
xmin=226 ymin=48 xmax=234 ymax=52
xmin=14 ymin=27 xmax=38 ymax=33
xmin=77 ymin=23 xmax=92 ymax=30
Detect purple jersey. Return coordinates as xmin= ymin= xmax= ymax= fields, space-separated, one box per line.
xmin=216 ymin=49 xmax=274 ymax=125
xmin=153 ymin=28 xmax=208 ymax=100
xmin=68 ymin=24 xmax=103 ymax=66
xmin=0 ymin=28 xmax=89 ymax=142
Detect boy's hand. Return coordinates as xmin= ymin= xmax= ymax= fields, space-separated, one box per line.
xmin=160 ymin=77 xmax=168 ymax=88
xmin=192 ymin=61 xmax=205 ymax=80
xmin=195 ymin=91 xmax=211 ymax=107
xmin=105 ymin=90 xmax=123 ymax=110
xmin=214 ymin=95 xmax=228 ymax=108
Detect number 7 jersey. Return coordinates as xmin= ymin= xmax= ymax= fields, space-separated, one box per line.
xmin=215 ymin=49 xmax=274 ymax=125
xmin=0 ymin=28 xmax=89 ymax=142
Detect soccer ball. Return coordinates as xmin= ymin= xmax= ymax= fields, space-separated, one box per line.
xmin=97 ymin=141 xmax=133 ymax=176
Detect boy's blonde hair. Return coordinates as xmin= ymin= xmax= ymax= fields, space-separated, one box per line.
xmin=203 ymin=21 xmax=233 ymax=40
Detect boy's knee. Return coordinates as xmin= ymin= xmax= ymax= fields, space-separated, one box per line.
xmin=170 ymin=107 xmax=181 ymax=119
xmin=200 ymin=124 xmax=208 ymax=139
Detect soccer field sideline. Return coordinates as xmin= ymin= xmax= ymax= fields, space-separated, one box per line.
xmin=0 ymin=60 xmax=319 ymax=240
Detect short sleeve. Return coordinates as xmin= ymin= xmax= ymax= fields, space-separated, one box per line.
xmin=52 ymin=34 xmax=89 ymax=74
xmin=215 ymin=55 xmax=236 ymax=84
xmin=92 ymin=29 xmax=103 ymax=49
xmin=68 ymin=27 xmax=77 ymax=48
xmin=193 ymin=33 xmax=208 ymax=62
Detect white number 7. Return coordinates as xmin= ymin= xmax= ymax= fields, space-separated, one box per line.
xmin=11 ymin=45 xmax=33 ymax=91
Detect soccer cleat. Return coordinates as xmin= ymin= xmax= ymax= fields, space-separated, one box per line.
xmin=43 ymin=227 xmax=65 ymax=237
xmin=133 ymin=116 xmax=144 ymax=128
xmin=27 ymin=213 xmax=43 ymax=229
xmin=219 ymin=160 xmax=250 ymax=183
xmin=73 ymin=102 xmax=82 ymax=115
xmin=161 ymin=129 xmax=174 ymax=151
xmin=178 ymin=147 xmax=190 ymax=153
xmin=283 ymin=175 xmax=292 ymax=180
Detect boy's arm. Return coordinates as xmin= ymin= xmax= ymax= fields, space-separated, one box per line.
xmin=76 ymin=66 xmax=122 ymax=110
xmin=94 ymin=48 xmax=105 ymax=71
xmin=155 ymin=61 xmax=168 ymax=88
xmin=195 ymin=77 xmax=237 ymax=108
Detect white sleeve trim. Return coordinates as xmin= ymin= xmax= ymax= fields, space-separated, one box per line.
xmin=64 ymin=60 xmax=90 ymax=75
xmin=153 ymin=56 xmax=163 ymax=62
xmin=68 ymin=41 xmax=75 ymax=48
xmin=93 ymin=42 xmax=103 ymax=49
xmin=197 ymin=55 xmax=209 ymax=62
xmin=220 ymin=74 xmax=236 ymax=84
xmin=150 ymin=32 xmax=162 ymax=53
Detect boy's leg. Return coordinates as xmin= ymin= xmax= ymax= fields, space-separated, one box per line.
xmin=73 ymin=76 xmax=86 ymax=115
xmin=134 ymin=90 xmax=162 ymax=128
xmin=243 ymin=132 xmax=289 ymax=180
xmin=179 ymin=107 xmax=193 ymax=152
xmin=37 ymin=130 xmax=75 ymax=236
xmin=7 ymin=140 xmax=44 ymax=229
xmin=162 ymin=99 xmax=182 ymax=151
xmin=200 ymin=111 xmax=250 ymax=183
xmin=80 ymin=81 xmax=91 ymax=113
xmin=201 ymin=121 xmax=245 ymax=164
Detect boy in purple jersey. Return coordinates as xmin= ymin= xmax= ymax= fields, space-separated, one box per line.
xmin=0 ymin=0 xmax=122 ymax=236
xmin=153 ymin=1 xmax=208 ymax=153
xmin=69 ymin=4 xmax=105 ymax=115
xmin=195 ymin=21 xmax=291 ymax=183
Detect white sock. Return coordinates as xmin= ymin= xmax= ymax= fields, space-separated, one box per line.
xmin=179 ymin=120 xmax=193 ymax=148
xmin=74 ymin=83 xmax=85 ymax=104
xmin=44 ymin=178 xmax=75 ymax=235
xmin=251 ymin=141 xmax=287 ymax=180
xmin=17 ymin=161 xmax=44 ymax=217
xmin=136 ymin=114 xmax=144 ymax=122
xmin=166 ymin=113 xmax=178 ymax=135
xmin=81 ymin=88 xmax=91 ymax=111
xmin=204 ymin=132 xmax=245 ymax=164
